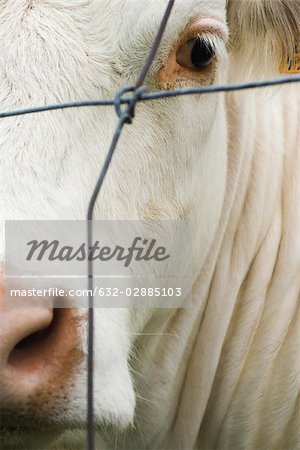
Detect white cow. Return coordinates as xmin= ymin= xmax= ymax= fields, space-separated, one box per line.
xmin=0 ymin=0 xmax=299 ymax=449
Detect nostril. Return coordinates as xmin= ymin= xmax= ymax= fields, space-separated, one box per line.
xmin=14 ymin=327 xmax=51 ymax=351
xmin=8 ymin=309 xmax=60 ymax=373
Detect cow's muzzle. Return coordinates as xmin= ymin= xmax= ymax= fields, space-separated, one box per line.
xmin=0 ymin=281 xmax=83 ymax=415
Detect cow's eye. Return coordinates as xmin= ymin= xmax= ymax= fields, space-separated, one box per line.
xmin=176 ymin=38 xmax=215 ymax=70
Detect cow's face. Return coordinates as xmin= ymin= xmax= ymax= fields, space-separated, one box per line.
xmin=1 ymin=0 xmax=298 ymax=448
xmin=0 ymin=1 xmax=229 ymax=447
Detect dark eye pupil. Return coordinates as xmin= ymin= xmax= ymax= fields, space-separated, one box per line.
xmin=191 ymin=39 xmax=214 ymax=68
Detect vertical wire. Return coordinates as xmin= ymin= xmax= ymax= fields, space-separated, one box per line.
xmin=87 ymin=116 xmax=127 ymax=450
xmin=135 ymin=0 xmax=175 ymax=88
xmin=86 ymin=1 xmax=176 ymax=449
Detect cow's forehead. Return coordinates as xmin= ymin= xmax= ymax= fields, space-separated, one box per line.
xmin=112 ymin=0 xmax=226 ymax=18
xmin=99 ymin=0 xmax=227 ymax=45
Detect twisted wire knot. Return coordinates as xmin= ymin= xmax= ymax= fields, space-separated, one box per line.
xmin=114 ymin=85 xmax=147 ymax=124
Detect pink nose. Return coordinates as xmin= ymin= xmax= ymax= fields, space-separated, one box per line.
xmin=0 ymin=280 xmax=82 ymax=411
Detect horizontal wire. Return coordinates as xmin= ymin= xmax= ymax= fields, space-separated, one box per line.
xmin=143 ymin=75 xmax=300 ymax=100
xmin=0 ymin=100 xmax=114 ymax=118
xmin=0 ymin=75 xmax=300 ymax=119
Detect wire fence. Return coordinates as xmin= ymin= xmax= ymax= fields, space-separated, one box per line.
xmin=1 ymin=0 xmax=300 ymax=449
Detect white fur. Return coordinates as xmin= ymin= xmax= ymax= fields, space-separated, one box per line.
xmin=0 ymin=1 xmax=299 ymax=449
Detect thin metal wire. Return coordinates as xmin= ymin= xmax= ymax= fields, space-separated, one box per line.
xmin=0 ymin=100 xmax=114 ymax=118
xmin=86 ymin=114 xmax=127 ymax=450
xmin=86 ymin=2 xmax=175 ymax=449
xmin=86 ymin=87 xmax=147 ymax=450
xmin=135 ymin=0 xmax=175 ymax=88
xmin=1 ymin=75 xmax=300 ymax=119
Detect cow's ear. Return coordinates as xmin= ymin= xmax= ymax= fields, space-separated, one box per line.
xmin=226 ymin=0 xmax=300 ymax=78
